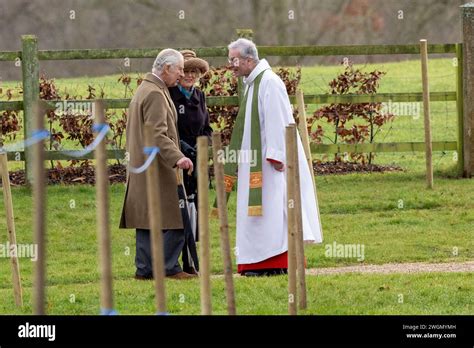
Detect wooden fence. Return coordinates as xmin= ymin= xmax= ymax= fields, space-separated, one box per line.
xmin=1 ymin=11 xmax=473 ymax=182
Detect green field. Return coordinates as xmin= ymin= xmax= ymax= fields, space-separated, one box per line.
xmin=1 ymin=272 xmax=472 ymax=315
xmin=0 ymin=171 xmax=472 ymax=314
xmin=0 ymin=58 xmax=472 ymax=315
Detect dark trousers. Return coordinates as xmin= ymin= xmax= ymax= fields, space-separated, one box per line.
xmin=135 ymin=228 xmax=185 ymax=277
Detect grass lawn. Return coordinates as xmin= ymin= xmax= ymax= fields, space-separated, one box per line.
xmin=0 ymin=272 xmax=471 ymax=315
xmin=0 ymin=170 xmax=472 ymax=314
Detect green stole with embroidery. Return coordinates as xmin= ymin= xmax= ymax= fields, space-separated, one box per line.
xmin=217 ymin=69 xmax=268 ymax=216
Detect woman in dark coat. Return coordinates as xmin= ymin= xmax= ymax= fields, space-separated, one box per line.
xmin=169 ymin=50 xmax=212 ymax=274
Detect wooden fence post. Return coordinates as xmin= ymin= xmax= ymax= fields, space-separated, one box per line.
xmin=296 ymin=89 xmax=323 ymax=239
xmin=144 ymin=126 xmax=167 ymax=314
xmin=420 ymin=39 xmax=434 ymax=189
xmin=211 ymin=133 xmax=236 ymax=315
xmin=93 ymin=101 xmax=114 ymax=314
xmin=456 ymin=43 xmax=465 ymax=177
xmin=33 ymin=101 xmax=46 ymax=315
xmin=21 ymin=35 xmax=40 ymax=186
xmin=461 ymin=3 xmax=474 ymax=178
xmin=286 ymin=124 xmax=298 ymax=316
xmin=0 ymin=153 xmax=23 ymax=307
xmin=293 ymin=139 xmax=307 ymax=310
xmin=197 ymin=136 xmax=211 ymax=315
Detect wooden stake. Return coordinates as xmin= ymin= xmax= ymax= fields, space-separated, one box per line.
xmin=33 ymin=101 xmax=46 ymax=315
xmin=296 ymin=89 xmax=323 ymax=239
xmin=21 ymin=35 xmax=39 ymax=185
xmin=211 ymin=133 xmax=236 ymax=315
xmin=461 ymin=3 xmax=474 ymax=177
xmin=285 ymin=124 xmax=298 ymax=316
xmin=197 ymin=136 xmax=211 ymax=315
xmin=0 ymin=153 xmax=23 ymax=307
xmin=293 ymin=144 xmax=307 ymax=310
xmin=420 ymin=39 xmax=434 ymax=189
xmin=144 ymin=126 xmax=167 ymax=314
xmin=455 ymin=43 xmax=465 ymax=178
xmin=93 ymin=101 xmax=114 ymax=313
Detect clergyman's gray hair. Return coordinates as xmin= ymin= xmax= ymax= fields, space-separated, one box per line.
xmin=152 ymin=48 xmax=183 ymax=74
xmin=228 ymin=38 xmax=259 ymax=61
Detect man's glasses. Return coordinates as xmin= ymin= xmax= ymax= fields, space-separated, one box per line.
xmin=228 ymin=56 xmax=244 ymax=67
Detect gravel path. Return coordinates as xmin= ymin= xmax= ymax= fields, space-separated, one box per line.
xmin=305 ymin=261 xmax=474 ymax=276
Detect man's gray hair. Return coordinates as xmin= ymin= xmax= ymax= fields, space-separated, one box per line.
xmin=152 ymin=48 xmax=183 ymax=73
xmin=228 ymin=38 xmax=259 ymax=61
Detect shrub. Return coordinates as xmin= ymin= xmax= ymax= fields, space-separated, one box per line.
xmin=307 ymin=60 xmax=394 ymax=164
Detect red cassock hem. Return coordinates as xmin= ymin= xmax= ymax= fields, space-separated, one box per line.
xmin=266 ymin=158 xmax=282 ymax=164
xmin=237 ymin=251 xmax=288 ymax=273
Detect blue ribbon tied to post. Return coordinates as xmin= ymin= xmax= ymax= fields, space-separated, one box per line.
xmin=62 ymin=123 xmax=110 ymax=158
xmin=0 ymin=129 xmax=50 ymax=153
xmin=128 ymin=146 xmax=160 ymax=174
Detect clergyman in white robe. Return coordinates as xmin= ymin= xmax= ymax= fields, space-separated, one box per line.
xmin=235 ymin=58 xmax=323 ymax=269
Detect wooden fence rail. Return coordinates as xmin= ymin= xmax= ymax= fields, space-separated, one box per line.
xmin=0 ymin=91 xmax=458 ymax=112
xmin=0 ymin=141 xmax=458 ymax=163
xmin=0 ymin=19 xmax=472 ymax=181
xmin=0 ymin=43 xmax=457 ymax=62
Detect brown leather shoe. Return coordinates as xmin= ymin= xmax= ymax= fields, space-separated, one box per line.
xmin=166 ymin=271 xmax=198 ymax=280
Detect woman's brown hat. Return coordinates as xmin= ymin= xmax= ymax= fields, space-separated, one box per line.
xmin=180 ymin=50 xmax=209 ymax=74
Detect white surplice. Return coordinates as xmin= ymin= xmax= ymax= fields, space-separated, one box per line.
xmin=236 ymin=59 xmax=323 ymax=265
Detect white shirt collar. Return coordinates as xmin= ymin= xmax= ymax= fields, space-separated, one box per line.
xmin=244 ymin=59 xmax=271 ymax=86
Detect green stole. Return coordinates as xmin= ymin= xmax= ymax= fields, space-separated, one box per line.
xmin=217 ymin=69 xmax=268 ymax=216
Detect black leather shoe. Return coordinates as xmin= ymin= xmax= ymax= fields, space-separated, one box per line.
xmin=241 ymin=271 xmax=265 ymax=277
xmin=134 ymin=274 xmax=153 ymax=280
xmin=183 ymin=266 xmax=199 ymax=275
xmin=242 ymin=269 xmax=288 ymax=277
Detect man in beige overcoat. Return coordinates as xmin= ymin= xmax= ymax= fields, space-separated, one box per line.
xmin=120 ymin=49 xmax=197 ymax=280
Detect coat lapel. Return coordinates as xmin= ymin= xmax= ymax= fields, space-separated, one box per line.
xmin=163 ymin=89 xmax=178 ymax=126
xmin=144 ymin=73 xmax=178 ymax=125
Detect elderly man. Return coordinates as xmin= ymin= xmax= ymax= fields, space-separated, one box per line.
xmin=120 ymin=49 xmax=197 ymax=280
xmin=225 ymin=38 xmax=323 ymax=276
